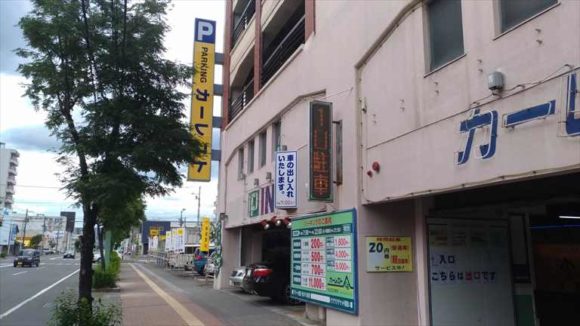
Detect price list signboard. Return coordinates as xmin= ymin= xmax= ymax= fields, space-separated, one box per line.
xmin=290 ymin=209 xmax=358 ymax=315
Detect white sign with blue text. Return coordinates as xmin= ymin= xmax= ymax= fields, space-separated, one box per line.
xmin=275 ymin=151 xmax=297 ymax=209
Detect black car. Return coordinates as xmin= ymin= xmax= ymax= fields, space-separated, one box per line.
xmin=242 ymin=260 xmax=301 ymax=305
xmin=14 ymin=249 xmax=41 ymax=267
xmin=63 ymin=251 xmax=75 ymax=259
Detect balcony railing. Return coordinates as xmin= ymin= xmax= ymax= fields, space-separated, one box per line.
xmin=232 ymin=0 xmax=256 ymax=48
xmin=229 ymin=79 xmax=255 ymax=121
xmin=7 ymin=176 xmax=16 ymax=185
xmin=6 ymin=185 xmax=15 ymax=195
xmin=261 ymin=16 xmax=305 ymax=85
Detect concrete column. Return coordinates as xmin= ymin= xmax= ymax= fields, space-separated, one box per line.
xmin=215 ymin=226 xmax=241 ymax=289
xmin=253 ymin=0 xmax=262 ymax=94
xmin=305 ymin=0 xmax=316 ymax=39
xmin=222 ymin=0 xmax=233 ymax=127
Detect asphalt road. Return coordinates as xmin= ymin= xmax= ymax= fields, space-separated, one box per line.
xmin=0 ymin=255 xmax=79 ymax=326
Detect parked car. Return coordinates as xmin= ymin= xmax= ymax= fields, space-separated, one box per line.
xmin=229 ymin=267 xmax=246 ymax=290
xmin=193 ymin=248 xmax=215 ymax=275
xmin=242 ymin=258 xmax=301 ymax=305
xmin=13 ymin=249 xmax=40 ymax=267
xmin=203 ymin=251 xmax=218 ymax=275
xmin=63 ymin=251 xmax=75 ymax=259
xmin=43 ymin=248 xmax=54 ymax=255
xmin=93 ymin=252 xmax=102 ymax=263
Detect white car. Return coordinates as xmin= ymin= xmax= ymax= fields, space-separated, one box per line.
xmin=93 ymin=252 xmax=102 ymax=263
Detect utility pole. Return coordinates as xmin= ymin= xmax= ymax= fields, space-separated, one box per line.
xmin=21 ymin=209 xmax=29 ymax=249
xmin=55 ymin=218 xmax=62 ymax=253
xmin=180 ymin=208 xmax=186 ymax=228
xmin=196 ymin=186 xmax=201 ymax=227
xmin=41 ymin=214 xmax=47 ymax=249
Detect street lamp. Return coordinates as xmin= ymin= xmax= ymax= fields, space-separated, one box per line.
xmin=180 ymin=208 xmax=186 ymax=227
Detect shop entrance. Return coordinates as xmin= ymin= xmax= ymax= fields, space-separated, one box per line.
xmin=528 ymin=206 xmax=580 ymax=325
xmin=429 ymin=173 xmax=580 ymax=326
xmin=427 ymin=218 xmax=515 ymax=326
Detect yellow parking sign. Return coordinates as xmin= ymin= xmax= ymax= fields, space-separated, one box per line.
xmin=200 ymin=217 xmax=211 ymax=252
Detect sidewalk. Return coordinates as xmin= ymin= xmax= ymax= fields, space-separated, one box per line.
xmin=118 ymin=260 xmax=311 ymax=326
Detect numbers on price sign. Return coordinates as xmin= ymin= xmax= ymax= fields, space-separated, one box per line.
xmin=334 ymin=236 xmax=350 ymax=248
xmin=368 ymin=242 xmax=384 ymax=253
xmin=308 ymin=277 xmax=325 ymax=290
xmin=310 ymin=238 xmax=324 ymax=249
xmin=311 ymin=251 xmax=324 ymax=263
xmin=334 ymin=248 xmax=350 ymax=259
xmin=311 ymin=264 xmax=324 ymax=276
xmin=334 ymin=260 xmax=351 ymax=272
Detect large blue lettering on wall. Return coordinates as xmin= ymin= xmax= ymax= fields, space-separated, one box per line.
xmin=457 ymin=109 xmax=498 ymax=165
xmin=565 ymin=73 xmax=580 ymax=136
xmin=457 ymin=72 xmax=579 ymax=165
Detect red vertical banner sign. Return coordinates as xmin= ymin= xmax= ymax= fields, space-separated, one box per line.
xmin=309 ymin=101 xmax=333 ymax=201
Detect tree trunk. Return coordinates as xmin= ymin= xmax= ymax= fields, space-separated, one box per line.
xmin=78 ymin=204 xmax=96 ymax=310
xmin=97 ymin=224 xmax=106 ymax=271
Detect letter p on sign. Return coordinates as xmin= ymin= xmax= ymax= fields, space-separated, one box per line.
xmin=195 ymin=19 xmax=216 ymax=44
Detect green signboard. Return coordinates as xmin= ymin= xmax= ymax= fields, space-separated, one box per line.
xmin=248 ymin=190 xmax=259 ymax=217
xmin=290 ymin=209 xmax=358 ymax=315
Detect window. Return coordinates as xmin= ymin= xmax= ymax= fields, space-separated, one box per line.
xmin=259 ymin=131 xmax=267 ymax=167
xmin=427 ymin=0 xmax=464 ymax=71
xmin=499 ymin=0 xmax=557 ymax=32
xmin=272 ymin=121 xmax=281 ymax=161
xmin=238 ymin=147 xmax=245 ymax=179
xmin=248 ymin=140 xmax=255 ymax=173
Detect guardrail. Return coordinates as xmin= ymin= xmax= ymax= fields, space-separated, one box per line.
xmin=229 ymin=79 xmax=254 ymax=121
xmin=232 ymin=0 xmax=256 ymax=47
xmin=261 ymin=16 xmax=305 ymax=85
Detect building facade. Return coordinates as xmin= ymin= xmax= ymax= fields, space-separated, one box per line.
xmin=216 ymin=1 xmax=580 ymax=325
xmin=0 ymin=142 xmax=19 ymax=211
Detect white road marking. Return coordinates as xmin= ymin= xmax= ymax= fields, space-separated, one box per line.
xmin=12 ymin=271 xmax=28 ymax=276
xmin=50 ymin=257 xmax=58 ymax=260
xmin=0 ymin=265 xmax=12 ymax=269
xmin=0 ymin=269 xmax=79 ymax=320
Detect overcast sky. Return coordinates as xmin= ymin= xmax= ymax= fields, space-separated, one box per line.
xmin=0 ymin=0 xmax=225 ymax=226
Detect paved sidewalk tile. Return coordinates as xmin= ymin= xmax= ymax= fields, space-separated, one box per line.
xmin=119 ymin=263 xmax=190 ymax=326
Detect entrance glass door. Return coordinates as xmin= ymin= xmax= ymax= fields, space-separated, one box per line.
xmin=427 ymin=218 xmax=515 ymax=326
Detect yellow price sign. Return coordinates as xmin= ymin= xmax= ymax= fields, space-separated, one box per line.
xmin=366 ymin=236 xmax=413 ymax=272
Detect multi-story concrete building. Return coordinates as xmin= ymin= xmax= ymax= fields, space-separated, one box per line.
xmin=216 ymin=1 xmax=580 ymax=325
xmin=0 ymin=142 xmax=19 ymax=210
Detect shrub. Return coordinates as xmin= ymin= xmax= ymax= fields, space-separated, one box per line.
xmin=49 ymin=290 xmax=121 ymax=326
xmin=109 ymin=251 xmax=121 ymax=274
xmin=93 ymin=266 xmax=117 ymax=289
xmin=92 ymin=251 xmax=122 ymax=289
xmin=0 ymin=252 xmax=6 ymax=258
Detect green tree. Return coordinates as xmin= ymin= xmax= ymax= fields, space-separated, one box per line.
xmin=17 ymin=0 xmax=202 ymax=312
xmin=30 ymin=234 xmax=43 ymax=248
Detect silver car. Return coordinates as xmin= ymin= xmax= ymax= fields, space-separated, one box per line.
xmin=229 ymin=267 xmax=246 ymax=290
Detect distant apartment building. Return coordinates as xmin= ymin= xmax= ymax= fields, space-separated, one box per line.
xmin=0 ymin=142 xmax=19 ymax=210
xmin=216 ymin=1 xmax=579 ymax=325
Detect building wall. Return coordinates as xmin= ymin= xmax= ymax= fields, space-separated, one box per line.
xmin=359 ymin=0 xmax=580 ymax=203
xmin=218 ymin=0 xmax=580 ymax=324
